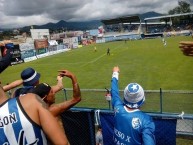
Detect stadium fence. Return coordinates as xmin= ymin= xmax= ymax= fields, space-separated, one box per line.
xmin=61 ymin=108 xmax=193 ymax=145
xmin=7 ymin=88 xmax=193 ymax=144
xmin=58 ymin=88 xmax=193 ymax=145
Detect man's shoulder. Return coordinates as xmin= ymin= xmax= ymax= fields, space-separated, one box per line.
xmin=138 ymin=111 xmax=153 ymax=120
xmin=19 ymin=93 xmax=36 ymax=101
xmin=19 ymin=93 xmax=43 ymax=108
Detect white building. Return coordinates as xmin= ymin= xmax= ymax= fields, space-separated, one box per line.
xmin=30 ymin=29 xmax=50 ymax=40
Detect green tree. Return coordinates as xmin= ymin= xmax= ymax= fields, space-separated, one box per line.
xmin=168 ymin=1 xmax=191 ymax=14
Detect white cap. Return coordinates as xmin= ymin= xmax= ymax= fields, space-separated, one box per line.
xmin=124 ymin=83 xmax=145 ymax=109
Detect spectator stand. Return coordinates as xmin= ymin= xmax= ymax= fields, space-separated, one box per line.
xmin=101 ymin=15 xmax=143 ymax=42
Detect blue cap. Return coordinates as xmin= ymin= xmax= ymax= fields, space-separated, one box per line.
xmin=21 ymin=67 xmax=40 ymax=86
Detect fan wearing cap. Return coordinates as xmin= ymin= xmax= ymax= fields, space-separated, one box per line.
xmin=11 ymin=67 xmax=64 ymax=98
xmin=111 ymin=66 xmax=155 ymax=145
xmin=12 ymin=67 xmax=41 ymax=98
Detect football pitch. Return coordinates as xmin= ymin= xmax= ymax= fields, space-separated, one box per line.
xmin=1 ymin=35 xmax=193 ymax=113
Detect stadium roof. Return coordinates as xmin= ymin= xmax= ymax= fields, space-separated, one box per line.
xmin=101 ymin=15 xmax=140 ymax=25
xmin=144 ymin=12 xmax=193 ymax=21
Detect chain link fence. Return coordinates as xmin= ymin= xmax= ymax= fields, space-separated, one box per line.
xmin=57 ymin=89 xmax=193 ymax=145
xmin=60 ymin=108 xmax=193 ymax=145
xmin=57 ymin=88 xmax=193 ymax=114
xmin=6 ymin=88 xmax=193 ymax=144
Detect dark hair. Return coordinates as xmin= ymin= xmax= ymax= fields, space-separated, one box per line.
xmin=29 ymin=83 xmax=51 ymax=98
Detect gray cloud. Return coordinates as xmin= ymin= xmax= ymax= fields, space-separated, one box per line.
xmin=0 ymin=0 xmax=192 ymax=29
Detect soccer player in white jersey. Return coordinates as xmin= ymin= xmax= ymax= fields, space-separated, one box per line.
xmin=0 ymin=85 xmax=68 ymax=145
xmin=111 ymin=66 xmax=155 ymax=145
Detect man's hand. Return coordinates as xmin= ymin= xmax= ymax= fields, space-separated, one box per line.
xmin=112 ymin=66 xmax=120 ymax=80
xmin=113 ymin=66 xmax=120 ymax=73
xmin=57 ymin=75 xmax=63 ymax=81
xmin=58 ymin=70 xmax=74 ymax=78
xmin=179 ymin=41 xmax=193 ymax=56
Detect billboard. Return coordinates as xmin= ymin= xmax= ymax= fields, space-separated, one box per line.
xmin=21 ymin=49 xmax=35 ymax=59
xmin=34 ymin=39 xmax=48 ymax=49
xmin=36 ymin=48 xmax=47 ymax=55
xmin=19 ymin=43 xmax=35 ymax=51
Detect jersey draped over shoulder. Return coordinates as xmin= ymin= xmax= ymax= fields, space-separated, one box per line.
xmin=0 ymin=97 xmax=47 ymax=145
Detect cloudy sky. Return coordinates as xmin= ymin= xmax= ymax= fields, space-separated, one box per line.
xmin=0 ymin=0 xmax=193 ymax=29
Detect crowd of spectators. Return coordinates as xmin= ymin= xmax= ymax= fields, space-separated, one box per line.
xmin=103 ymin=22 xmax=192 ymax=36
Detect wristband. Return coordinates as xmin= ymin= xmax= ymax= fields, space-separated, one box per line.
xmin=73 ymin=83 xmax=78 ymax=86
xmin=112 ymin=72 xmax=119 ymax=80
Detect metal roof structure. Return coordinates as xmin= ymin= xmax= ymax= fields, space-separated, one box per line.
xmin=101 ymin=15 xmax=141 ymax=25
xmin=144 ymin=12 xmax=193 ymax=21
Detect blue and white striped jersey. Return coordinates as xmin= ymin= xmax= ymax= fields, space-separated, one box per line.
xmin=0 ymin=97 xmax=47 ymax=145
xmin=111 ymin=77 xmax=155 ymax=145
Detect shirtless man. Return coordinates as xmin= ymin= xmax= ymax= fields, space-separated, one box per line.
xmin=30 ymin=69 xmax=81 ymax=144
xmin=0 ymin=84 xmax=69 ymax=144
xmin=31 ymin=70 xmax=81 ymax=115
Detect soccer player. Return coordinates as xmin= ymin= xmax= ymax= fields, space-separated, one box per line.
xmin=111 ymin=66 xmax=155 ymax=145
xmin=94 ymin=46 xmax=97 ymax=52
xmin=107 ymin=48 xmax=110 ymax=55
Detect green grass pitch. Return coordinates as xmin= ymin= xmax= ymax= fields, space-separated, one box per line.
xmin=1 ymin=35 xmax=193 ymax=113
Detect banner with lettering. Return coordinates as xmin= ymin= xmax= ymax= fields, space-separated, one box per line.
xmin=154 ymin=118 xmax=177 ymax=145
xmin=100 ymin=113 xmax=114 ymax=145
xmin=100 ymin=113 xmax=177 ymax=145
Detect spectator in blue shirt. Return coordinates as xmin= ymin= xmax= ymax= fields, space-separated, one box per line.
xmin=111 ymin=66 xmax=155 ymax=145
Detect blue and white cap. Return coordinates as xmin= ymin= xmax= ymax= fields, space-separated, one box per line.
xmin=124 ymin=83 xmax=145 ymax=109
xmin=21 ymin=67 xmax=40 ymax=86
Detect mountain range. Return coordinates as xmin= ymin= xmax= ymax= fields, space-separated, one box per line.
xmin=6 ymin=11 xmax=164 ymax=31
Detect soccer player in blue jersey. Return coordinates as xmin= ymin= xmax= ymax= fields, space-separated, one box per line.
xmin=111 ymin=66 xmax=155 ymax=145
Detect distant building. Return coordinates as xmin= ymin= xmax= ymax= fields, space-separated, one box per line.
xmin=63 ymin=37 xmax=78 ymax=49
xmin=30 ymin=29 xmax=50 ymax=40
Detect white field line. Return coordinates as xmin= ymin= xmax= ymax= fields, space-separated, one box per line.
xmin=34 ymin=43 xmax=125 ymax=67
xmin=80 ymin=43 xmax=125 ymax=67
